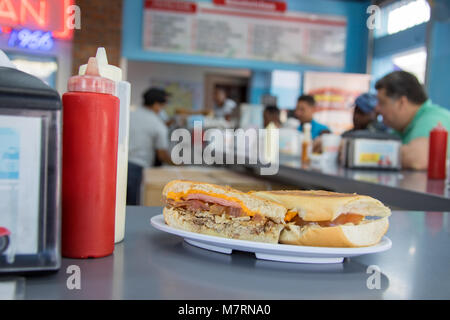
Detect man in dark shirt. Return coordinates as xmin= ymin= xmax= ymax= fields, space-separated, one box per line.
xmin=343 ymin=93 xmax=387 ymax=135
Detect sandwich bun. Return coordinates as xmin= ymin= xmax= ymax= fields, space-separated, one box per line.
xmin=251 ymin=190 xmax=391 ymax=247
xmin=250 ymin=190 xmax=391 ymax=222
xmin=280 ymin=217 xmax=389 ymax=247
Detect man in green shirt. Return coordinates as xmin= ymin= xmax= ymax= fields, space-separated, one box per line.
xmin=375 ymin=71 xmax=450 ymax=170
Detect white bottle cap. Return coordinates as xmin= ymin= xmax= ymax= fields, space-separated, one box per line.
xmin=79 ymin=47 xmax=122 ymax=82
xmin=304 ymin=123 xmax=312 ymax=131
xmin=0 ymin=49 xmax=16 ymax=69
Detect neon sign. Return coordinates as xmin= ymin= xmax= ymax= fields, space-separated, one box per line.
xmin=8 ymin=28 xmax=53 ymax=50
xmin=0 ymin=0 xmax=73 ymax=40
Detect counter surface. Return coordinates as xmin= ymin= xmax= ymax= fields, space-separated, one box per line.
xmin=21 ymin=206 xmax=450 ymax=299
xmin=226 ymin=154 xmax=450 ymax=211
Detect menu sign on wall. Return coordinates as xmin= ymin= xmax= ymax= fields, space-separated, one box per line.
xmin=143 ymin=0 xmax=347 ymax=67
xmin=304 ymin=71 xmax=372 ymax=134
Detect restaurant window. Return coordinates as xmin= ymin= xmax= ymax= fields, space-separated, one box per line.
xmin=375 ymin=0 xmax=430 ymax=38
xmin=6 ymin=52 xmax=58 ymax=89
xmin=392 ymin=47 xmax=427 ymax=84
xmin=371 ymin=46 xmax=427 ymax=90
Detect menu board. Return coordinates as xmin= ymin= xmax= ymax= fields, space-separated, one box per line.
xmin=143 ymin=0 xmax=347 ymax=67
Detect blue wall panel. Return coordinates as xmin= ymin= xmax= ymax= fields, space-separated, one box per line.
xmin=427 ymin=20 xmax=450 ymax=109
xmin=426 ymin=0 xmax=450 ymax=109
xmin=248 ymin=70 xmax=272 ymax=104
xmin=373 ymin=23 xmax=427 ymax=58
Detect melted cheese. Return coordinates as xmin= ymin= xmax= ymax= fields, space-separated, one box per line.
xmin=166 ymin=190 xmax=256 ymax=216
xmin=284 ymin=210 xmax=298 ymax=222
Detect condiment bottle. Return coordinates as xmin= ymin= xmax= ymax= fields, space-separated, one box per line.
xmin=302 ymin=123 xmax=312 ymax=165
xmin=62 ymin=57 xmax=119 ymax=258
xmin=264 ymin=122 xmax=278 ymax=164
xmin=428 ymin=122 xmax=448 ymax=180
xmin=80 ymin=48 xmax=131 ymax=243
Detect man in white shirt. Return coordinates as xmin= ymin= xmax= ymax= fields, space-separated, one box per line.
xmin=127 ymin=88 xmax=174 ymax=205
xmin=173 ymin=88 xmax=237 ymax=121
xmin=213 ymin=87 xmax=236 ymax=120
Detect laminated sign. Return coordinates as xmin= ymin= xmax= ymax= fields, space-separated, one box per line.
xmin=142 ymin=0 xmax=347 ymax=67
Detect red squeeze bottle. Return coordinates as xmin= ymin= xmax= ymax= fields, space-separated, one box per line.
xmin=62 ymin=57 xmax=119 ymax=258
xmin=428 ymin=122 xmax=448 ymax=180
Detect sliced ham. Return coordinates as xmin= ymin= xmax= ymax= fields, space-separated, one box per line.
xmin=166 ymin=198 xmax=210 ymax=211
xmin=165 ymin=194 xmax=266 ymax=222
xmin=185 ymin=193 xmax=242 ymax=208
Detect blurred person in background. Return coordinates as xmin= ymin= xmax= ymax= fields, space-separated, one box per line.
xmin=295 ymin=95 xmax=331 ymax=139
xmin=174 ymin=87 xmax=235 ymax=120
xmin=343 ymin=93 xmax=388 ymax=135
xmin=375 ymin=71 xmax=450 ymax=170
xmin=127 ymin=87 xmax=174 ymax=205
xmin=213 ymin=87 xmax=237 ymax=121
xmin=263 ymin=105 xmax=282 ymax=128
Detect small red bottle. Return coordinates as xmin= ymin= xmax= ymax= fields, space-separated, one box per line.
xmin=62 ymin=57 xmax=119 ymax=258
xmin=428 ymin=122 xmax=448 ymax=180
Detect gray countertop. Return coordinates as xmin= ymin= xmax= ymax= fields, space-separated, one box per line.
xmin=224 ymin=154 xmax=450 ymax=211
xmin=21 ymin=206 xmax=450 ymax=300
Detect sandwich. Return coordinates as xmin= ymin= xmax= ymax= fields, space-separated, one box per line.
xmin=162 ymin=180 xmax=287 ymax=244
xmin=250 ymin=190 xmax=391 ymax=247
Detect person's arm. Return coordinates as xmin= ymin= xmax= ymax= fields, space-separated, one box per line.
xmin=175 ymin=108 xmax=211 ymax=116
xmin=155 ymin=124 xmax=176 ymax=165
xmin=312 ymin=136 xmax=323 ymax=154
xmin=319 ymin=129 xmax=331 ymax=136
xmin=312 ymin=127 xmax=332 ymax=153
xmin=401 ymin=137 xmax=429 ymax=170
xmin=156 ymin=149 xmax=175 ymax=165
xmin=165 ymin=119 xmax=176 ymax=127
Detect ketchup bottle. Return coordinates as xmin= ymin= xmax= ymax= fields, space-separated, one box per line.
xmin=62 ymin=57 xmax=119 ymax=258
xmin=428 ymin=122 xmax=448 ymax=180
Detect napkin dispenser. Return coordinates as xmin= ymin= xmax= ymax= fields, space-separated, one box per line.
xmin=341 ymin=130 xmax=402 ymax=170
xmin=0 ymin=54 xmax=61 ymax=273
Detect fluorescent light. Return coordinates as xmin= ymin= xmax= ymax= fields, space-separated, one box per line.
xmin=387 ymin=0 xmax=430 ymax=35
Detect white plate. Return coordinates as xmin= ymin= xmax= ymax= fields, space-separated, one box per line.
xmin=150 ymin=214 xmax=392 ymax=264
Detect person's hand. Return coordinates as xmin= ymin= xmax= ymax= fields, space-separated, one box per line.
xmin=165 ymin=119 xmax=176 ymax=127
xmin=312 ymin=137 xmax=323 ymax=154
